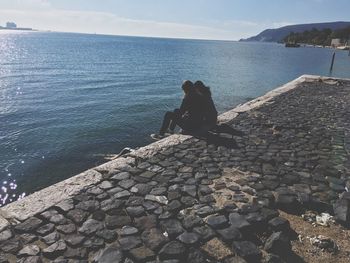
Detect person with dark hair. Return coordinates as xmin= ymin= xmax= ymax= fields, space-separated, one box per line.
xmin=194 ymin=81 xmax=218 ymax=132
xmin=151 ymin=80 xmax=202 ymax=140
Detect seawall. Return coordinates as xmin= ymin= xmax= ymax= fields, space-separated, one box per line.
xmin=0 ymin=74 xmax=349 ymax=262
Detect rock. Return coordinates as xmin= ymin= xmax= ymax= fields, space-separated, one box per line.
xmin=166 ymin=200 xmax=182 ymax=212
xmin=201 ymin=238 xmax=233 ymax=260
xmin=126 ymin=206 xmax=145 ymax=217
xmin=55 ymin=199 xmax=75 ymax=213
xmin=134 ymin=215 xmax=157 ymax=231
xmin=264 ymin=253 xmax=285 ymax=263
xmin=182 ymin=215 xmax=203 ymax=230
xmin=78 ymin=219 xmax=104 ymax=235
xmin=114 ymin=190 xmax=131 ymax=199
xmin=177 ymin=232 xmax=200 ymax=245
xmin=193 ymin=225 xmax=216 ymax=241
xmin=142 ymin=228 xmax=168 ymax=250
xmin=96 ymin=229 xmax=118 ymax=242
xmin=217 ymin=226 xmax=242 ymax=241
xmin=130 ymin=184 xmax=152 ymax=195
xmin=275 ymin=193 xmax=301 ymax=214
xmin=2 ymin=238 xmax=21 ymax=253
xmin=66 ymin=209 xmax=89 ymax=224
xmin=187 ymin=248 xmax=207 ymax=263
xmin=309 ymin=235 xmax=338 ymax=253
xmin=18 ymin=244 xmax=41 ymax=257
xmin=36 ymin=223 xmax=55 ymax=236
xmin=64 ymin=247 xmax=88 ymax=259
xmin=206 ymin=215 xmax=227 ymax=229
xmin=145 ymin=195 xmax=168 ymax=205
xmin=105 ymin=215 xmax=131 ymax=229
xmin=130 ymin=246 xmax=155 ymax=261
xmin=228 ymin=213 xmax=251 ymax=231
xmin=56 ymin=223 xmax=76 ymax=234
xmin=65 ymin=235 xmax=86 ymax=247
xmin=41 ymin=231 xmax=60 ymax=245
xmin=333 ymin=199 xmax=350 ymax=226
xmin=119 ymin=236 xmax=142 ymax=250
xmin=99 ymin=180 xmax=114 ymax=190
xmin=0 ymin=229 xmax=13 ymax=242
xmin=42 ymin=240 xmax=67 ymax=259
xmin=224 ymin=257 xmax=248 ymax=263
xmin=15 ymin=218 xmax=43 ymax=233
xmin=120 ymin=226 xmax=139 ymax=236
xmin=83 ymin=236 xmax=104 ymax=250
xmin=159 ymin=241 xmax=186 ymax=260
xmin=264 ymin=232 xmax=291 ymax=254
xmin=161 ymin=219 xmax=185 ymax=236
xmin=268 ymin=217 xmax=290 ymax=232
xmin=232 ymin=241 xmax=261 ymax=262
xmin=94 ymin=246 xmax=123 ymax=263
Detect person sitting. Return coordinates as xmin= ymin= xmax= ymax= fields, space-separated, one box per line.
xmin=151 ymin=80 xmax=202 ymax=140
xmin=193 ymin=81 xmax=218 ymax=135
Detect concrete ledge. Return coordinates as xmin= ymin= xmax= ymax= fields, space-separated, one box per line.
xmin=1 ymin=74 xmax=348 ymax=224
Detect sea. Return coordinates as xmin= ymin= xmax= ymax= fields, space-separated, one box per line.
xmin=1 ymin=31 xmax=350 ymax=206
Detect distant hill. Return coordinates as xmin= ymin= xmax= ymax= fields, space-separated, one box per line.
xmin=240 ymin=21 xmax=350 ymax=42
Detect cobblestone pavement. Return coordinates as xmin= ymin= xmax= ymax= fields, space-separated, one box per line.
xmin=0 ymin=79 xmax=349 ymax=262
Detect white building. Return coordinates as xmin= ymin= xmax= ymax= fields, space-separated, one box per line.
xmin=331 ymin=38 xmax=342 ymax=48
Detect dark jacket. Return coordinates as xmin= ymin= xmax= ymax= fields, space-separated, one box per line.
xmin=200 ymin=95 xmax=218 ymax=126
xmin=179 ymin=92 xmax=203 ymax=127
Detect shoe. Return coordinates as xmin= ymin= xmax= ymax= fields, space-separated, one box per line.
xmin=150 ymin=134 xmax=165 ymax=140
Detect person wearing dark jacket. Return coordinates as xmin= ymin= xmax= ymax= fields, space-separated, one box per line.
xmin=194 ymin=80 xmax=218 ymax=131
xmin=151 ymin=80 xmax=202 ymax=140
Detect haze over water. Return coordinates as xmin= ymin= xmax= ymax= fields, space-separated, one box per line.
xmin=0 ymin=31 xmax=349 ymax=206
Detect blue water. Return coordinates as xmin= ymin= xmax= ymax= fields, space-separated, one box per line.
xmin=0 ymin=31 xmax=349 ymax=206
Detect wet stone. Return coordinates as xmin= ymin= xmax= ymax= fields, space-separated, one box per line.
xmin=141 ymin=228 xmax=168 ymax=250
xmin=15 ymin=217 xmax=43 ymax=234
xmin=159 ymin=241 xmax=186 ymax=260
xmin=42 ymin=240 xmax=67 ymax=259
xmin=177 ymin=232 xmax=200 ymax=245
xmin=78 ymin=219 xmax=104 ymax=235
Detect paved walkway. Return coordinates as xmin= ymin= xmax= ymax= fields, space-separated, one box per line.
xmin=0 ymin=76 xmax=349 ymax=262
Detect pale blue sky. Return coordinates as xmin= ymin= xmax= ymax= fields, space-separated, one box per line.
xmin=0 ymin=0 xmax=349 ymax=40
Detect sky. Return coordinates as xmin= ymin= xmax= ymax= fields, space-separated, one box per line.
xmin=0 ymin=0 xmax=349 ymax=40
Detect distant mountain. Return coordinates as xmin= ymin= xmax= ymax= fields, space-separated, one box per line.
xmin=240 ymin=21 xmax=350 ymax=42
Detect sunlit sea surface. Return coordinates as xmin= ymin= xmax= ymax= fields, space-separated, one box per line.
xmin=1 ymin=31 xmax=350 ymax=206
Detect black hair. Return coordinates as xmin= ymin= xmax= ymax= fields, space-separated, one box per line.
xmin=194 ymin=80 xmax=211 ymax=97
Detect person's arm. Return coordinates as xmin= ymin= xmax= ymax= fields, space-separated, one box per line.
xmin=179 ymin=97 xmax=190 ymax=115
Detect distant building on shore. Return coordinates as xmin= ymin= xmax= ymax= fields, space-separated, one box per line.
xmin=331 ymin=38 xmax=342 ymax=48
xmin=6 ymin=22 xmax=17 ymax=29
xmin=0 ymin=21 xmax=33 ymax=31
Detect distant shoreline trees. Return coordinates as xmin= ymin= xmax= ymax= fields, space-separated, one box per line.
xmin=283 ymin=26 xmax=350 ymax=46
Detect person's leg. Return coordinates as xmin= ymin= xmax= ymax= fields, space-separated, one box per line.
xmin=159 ymin=111 xmax=174 ymax=135
xmin=169 ymin=109 xmax=181 ymax=132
